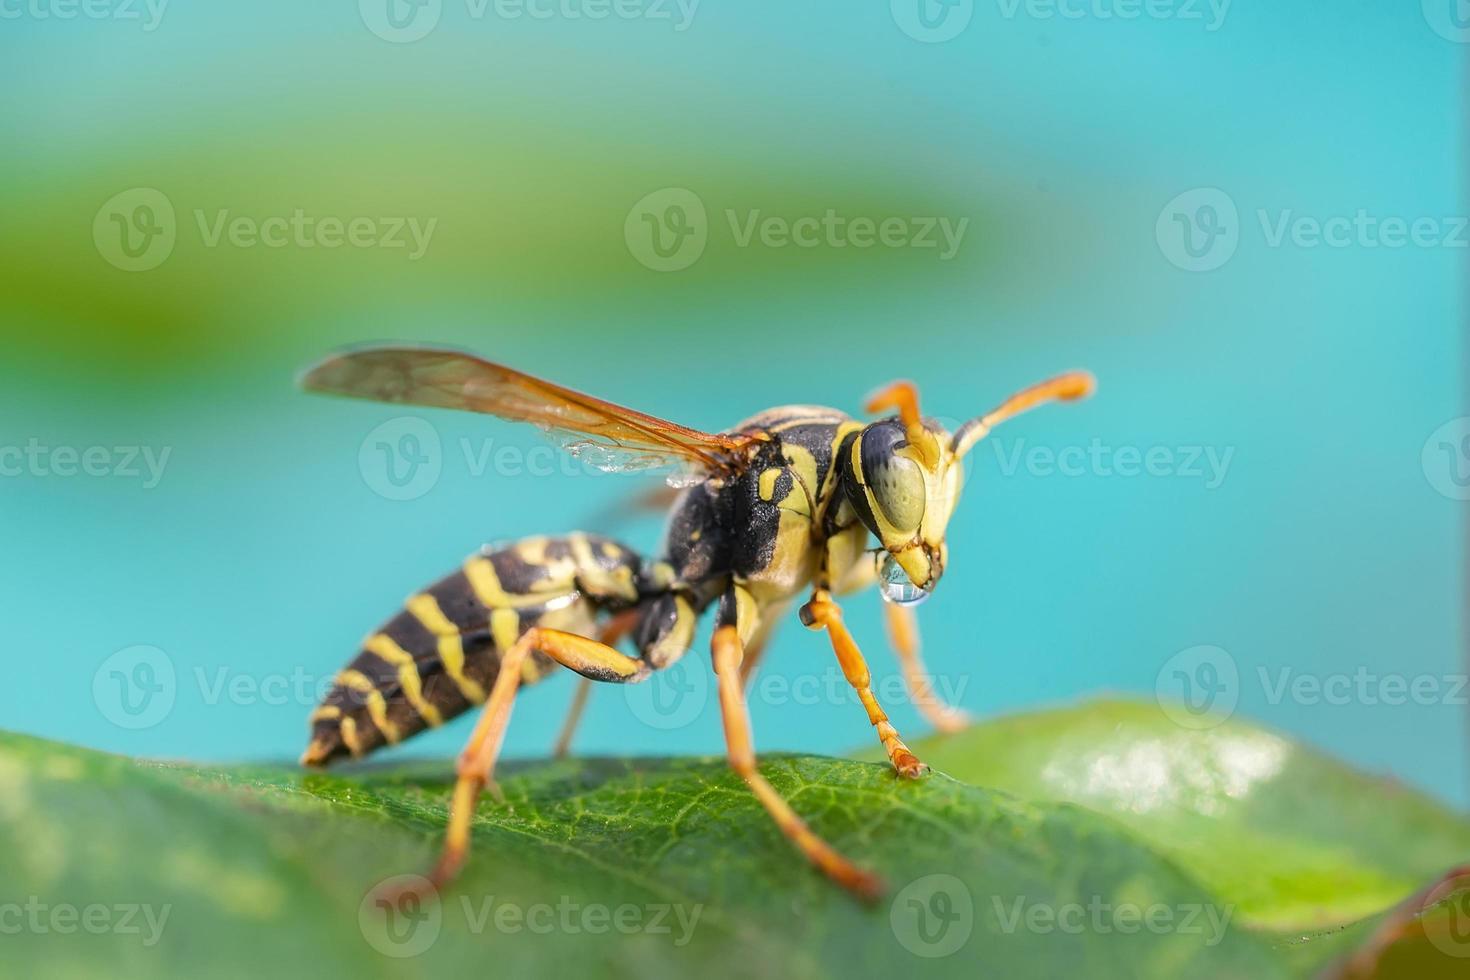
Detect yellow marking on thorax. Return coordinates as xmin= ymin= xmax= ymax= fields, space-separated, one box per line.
xmin=758 ymin=467 xmax=781 ymax=502
xmin=813 ymin=421 xmax=864 ymax=522
xmin=365 ymin=633 xmax=445 ymax=728
xmin=779 ymin=445 xmax=818 ymax=518
xmin=406 ymin=594 xmax=487 ymax=702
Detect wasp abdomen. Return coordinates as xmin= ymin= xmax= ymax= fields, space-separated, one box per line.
xmin=301 ymin=533 xmax=642 ymax=767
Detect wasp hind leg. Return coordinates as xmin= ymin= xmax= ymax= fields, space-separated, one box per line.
xmin=428 ymin=626 xmax=652 ymax=890
xmin=712 ymin=585 xmax=884 ymax=902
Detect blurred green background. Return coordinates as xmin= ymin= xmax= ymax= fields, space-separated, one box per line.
xmin=1 ymin=3 xmax=1464 ymax=804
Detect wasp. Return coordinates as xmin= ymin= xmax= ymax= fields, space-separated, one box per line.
xmin=298 ymin=345 xmax=1094 ymax=900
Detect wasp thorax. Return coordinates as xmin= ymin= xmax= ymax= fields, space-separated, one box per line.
xmin=878 ymin=553 xmax=931 ymax=606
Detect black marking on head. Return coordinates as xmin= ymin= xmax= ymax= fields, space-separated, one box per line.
xmin=837 ymin=429 xmax=880 ymax=534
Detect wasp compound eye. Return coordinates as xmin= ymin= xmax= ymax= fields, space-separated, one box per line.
xmin=861 ymin=422 xmax=926 ymax=535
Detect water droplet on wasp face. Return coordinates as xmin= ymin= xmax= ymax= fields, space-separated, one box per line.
xmin=877 ymin=553 xmax=931 ymax=607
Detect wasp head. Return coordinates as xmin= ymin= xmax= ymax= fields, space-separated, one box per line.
xmin=844 ymin=371 xmax=1095 ymax=605
xmin=838 ymin=416 xmax=961 ymax=604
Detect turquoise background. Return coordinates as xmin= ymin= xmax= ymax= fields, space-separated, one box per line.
xmin=1 ymin=3 xmax=1465 ymax=803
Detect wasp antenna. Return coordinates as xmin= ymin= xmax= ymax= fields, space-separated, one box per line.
xmin=865 ymin=380 xmax=939 ymax=466
xmin=951 ymin=370 xmax=1096 ymax=459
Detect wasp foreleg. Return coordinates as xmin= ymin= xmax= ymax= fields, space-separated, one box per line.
xmin=799 ymin=590 xmax=928 ymax=779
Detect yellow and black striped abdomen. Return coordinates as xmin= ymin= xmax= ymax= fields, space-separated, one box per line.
xmin=302 ymin=533 xmax=642 ymax=766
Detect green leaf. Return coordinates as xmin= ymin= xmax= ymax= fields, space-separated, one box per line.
xmin=0 ymin=729 xmax=1286 ymax=980
xmin=890 ymin=699 xmax=1470 ymax=933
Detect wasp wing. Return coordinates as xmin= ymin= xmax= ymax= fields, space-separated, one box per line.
xmin=300 ymin=345 xmax=763 ymax=476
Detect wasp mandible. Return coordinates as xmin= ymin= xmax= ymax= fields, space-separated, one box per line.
xmin=298 ymin=346 xmax=1094 ymax=900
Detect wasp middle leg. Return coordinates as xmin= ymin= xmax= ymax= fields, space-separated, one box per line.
xmin=881 ymin=603 xmax=970 ymax=734
xmin=712 ymin=584 xmax=884 ymax=901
